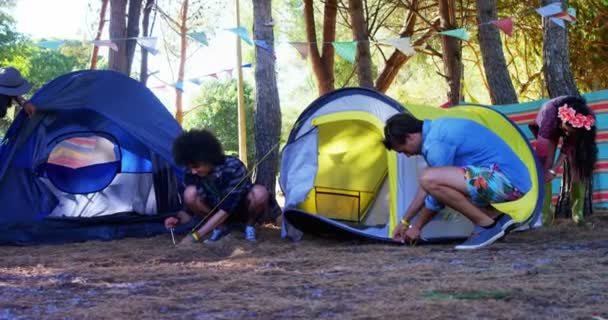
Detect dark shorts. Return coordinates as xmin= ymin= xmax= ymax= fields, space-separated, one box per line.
xmin=462 ymin=164 xmax=524 ymax=207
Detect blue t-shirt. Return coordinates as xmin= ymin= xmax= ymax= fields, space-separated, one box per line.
xmin=421 ymin=118 xmax=531 ymax=211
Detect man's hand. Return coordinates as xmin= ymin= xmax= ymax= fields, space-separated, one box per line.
xmin=164 ymin=217 xmax=180 ymax=230
xmin=23 ymin=101 xmax=36 ymax=117
xmin=403 ymin=226 xmax=421 ymax=244
xmin=178 ymin=233 xmax=197 ymax=246
xmin=392 ymin=222 xmax=407 ymax=242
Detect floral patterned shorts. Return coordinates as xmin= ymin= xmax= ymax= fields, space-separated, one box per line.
xmin=462 ymin=164 xmax=524 ymax=207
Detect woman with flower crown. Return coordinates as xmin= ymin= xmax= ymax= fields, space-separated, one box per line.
xmin=529 ymin=95 xmax=597 ymax=225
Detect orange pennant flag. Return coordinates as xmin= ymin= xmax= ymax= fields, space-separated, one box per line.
xmin=491 ymin=17 xmax=514 ymax=37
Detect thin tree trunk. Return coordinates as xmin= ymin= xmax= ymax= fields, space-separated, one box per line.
xmin=304 ymin=0 xmax=337 ymax=95
xmin=109 ymin=0 xmax=129 ymax=73
xmin=252 ymin=0 xmax=281 ymax=195
xmin=140 ymin=0 xmax=155 ymax=84
xmin=348 ymin=0 xmax=373 ymax=88
xmin=438 ymin=0 xmax=462 ymax=105
xmin=542 ymin=0 xmax=578 ymax=97
xmin=125 ymin=0 xmax=143 ymax=75
xmin=476 ymin=0 xmax=518 ymax=104
xmin=175 ymin=0 xmax=188 ymax=124
xmin=90 ymin=0 xmax=109 ymax=69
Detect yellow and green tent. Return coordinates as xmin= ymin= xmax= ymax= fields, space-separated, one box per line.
xmin=279 ymin=88 xmax=543 ymax=243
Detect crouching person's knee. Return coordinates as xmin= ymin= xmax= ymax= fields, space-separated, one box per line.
xmin=248 ymin=185 xmax=270 ymax=208
xmin=183 ymin=186 xmax=199 ymax=207
xmin=419 ymin=168 xmax=441 ymax=190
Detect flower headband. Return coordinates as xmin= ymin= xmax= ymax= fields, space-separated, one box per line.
xmin=557 ymin=104 xmax=595 ymax=131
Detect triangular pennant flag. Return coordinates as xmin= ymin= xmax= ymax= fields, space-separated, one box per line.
xmin=188 ymin=32 xmax=208 ymax=46
xmin=536 ymin=2 xmax=562 ymax=17
xmin=226 ymin=27 xmax=253 ymax=45
xmin=491 ymin=17 xmax=514 ymax=37
xmin=242 ymin=63 xmax=252 ymax=68
xmin=208 ymin=73 xmax=218 ymax=79
xmin=92 ymin=40 xmax=118 ymax=52
xmin=567 ymin=7 xmax=576 ymax=18
xmin=138 ymin=37 xmax=158 ymax=54
xmin=254 ymin=40 xmax=273 ymax=53
xmin=549 ymin=17 xmax=566 ymax=28
xmin=385 ymin=37 xmax=415 ymax=56
xmin=332 ymin=41 xmax=357 ymax=63
xmin=189 ymin=78 xmax=203 ymax=85
xmin=437 ymin=28 xmax=470 ymax=41
xmin=37 ymin=40 xmax=65 ymax=50
xmin=174 ymin=81 xmax=184 ymax=92
xmin=551 ymin=11 xmax=577 ymax=22
xmin=439 ymin=100 xmax=453 ymax=108
xmin=225 ymin=69 xmax=233 ymax=79
xmin=289 ymin=42 xmax=309 ymax=60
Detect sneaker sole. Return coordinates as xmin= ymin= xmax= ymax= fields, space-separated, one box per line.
xmin=454 ymin=230 xmax=505 ymax=250
xmin=501 ymin=219 xmax=517 ymax=233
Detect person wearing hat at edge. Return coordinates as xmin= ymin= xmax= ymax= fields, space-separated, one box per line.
xmin=0 ymin=66 xmax=36 ymax=119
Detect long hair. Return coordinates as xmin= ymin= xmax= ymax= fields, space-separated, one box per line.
xmin=558 ymin=96 xmax=597 ymax=180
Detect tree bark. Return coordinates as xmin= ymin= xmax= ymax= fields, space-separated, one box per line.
xmin=125 ymin=0 xmax=143 ymax=75
xmin=542 ymin=0 xmax=578 ymax=97
xmin=348 ymin=0 xmax=373 ymax=88
xmin=252 ymin=0 xmax=281 ymax=195
xmin=304 ymin=0 xmax=337 ymax=95
xmin=90 ymin=0 xmax=109 ymax=69
xmin=438 ymin=0 xmax=462 ymax=105
xmin=139 ymin=0 xmax=155 ymax=84
xmin=175 ymin=0 xmax=188 ymax=124
xmin=476 ymin=0 xmax=518 ymax=104
xmin=109 ymin=0 xmax=129 ymax=74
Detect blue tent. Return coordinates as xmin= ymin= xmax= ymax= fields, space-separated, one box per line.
xmin=0 ymin=70 xmax=185 ymax=245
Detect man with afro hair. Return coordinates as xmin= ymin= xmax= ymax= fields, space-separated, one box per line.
xmin=165 ymin=129 xmax=276 ymax=244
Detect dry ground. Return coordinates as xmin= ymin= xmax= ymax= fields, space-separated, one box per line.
xmin=1 ymin=212 xmax=607 ymax=320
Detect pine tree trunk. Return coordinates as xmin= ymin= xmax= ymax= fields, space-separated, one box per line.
xmin=304 ymin=0 xmax=337 ymax=95
xmin=109 ymin=0 xmax=129 ymax=74
xmin=140 ymin=0 xmax=155 ymax=84
xmin=90 ymin=0 xmax=109 ymax=69
xmin=476 ymin=0 xmax=518 ymax=104
xmin=438 ymin=0 xmax=462 ymax=105
xmin=125 ymin=0 xmax=142 ymax=76
xmin=348 ymin=0 xmax=373 ymax=88
xmin=542 ymin=0 xmax=578 ymax=97
xmin=175 ymin=0 xmax=188 ymax=124
xmin=252 ymin=0 xmax=281 ymax=195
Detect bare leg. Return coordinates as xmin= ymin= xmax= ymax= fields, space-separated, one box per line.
xmin=183 ymin=185 xmax=212 ymax=216
xmin=245 ymin=185 xmax=270 ymax=225
xmin=419 ymin=167 xmax=494 ymax=227
xmin=479 ymin=205 xmax=504 ymax=220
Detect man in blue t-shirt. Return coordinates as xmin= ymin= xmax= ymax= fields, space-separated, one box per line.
xmin=383 ymin=113 xmax=531 ymax=250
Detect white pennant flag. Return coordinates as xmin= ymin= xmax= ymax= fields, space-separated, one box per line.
xmin=385 ymin=37 xmax=415 ymax=56
xmin=92 ymin=40 xmax=118 ymax=52
xmin=138 ymin=37 xmax=158 ymax=54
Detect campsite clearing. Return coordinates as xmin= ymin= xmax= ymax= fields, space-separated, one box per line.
xmin=1 ymin=212 xmax=607 ymax=319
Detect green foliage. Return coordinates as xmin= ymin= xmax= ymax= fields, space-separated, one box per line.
xmin=27 ymin=43 xmax=90 ymax=92
xmin=182 ymin=79 xmax=256 ymax=166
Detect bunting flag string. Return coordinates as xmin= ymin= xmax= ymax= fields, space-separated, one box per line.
xmin=150 ymin=63 xmax=254 ymax=92
xmin=34 ymin=2 xmax=581 ymax=90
